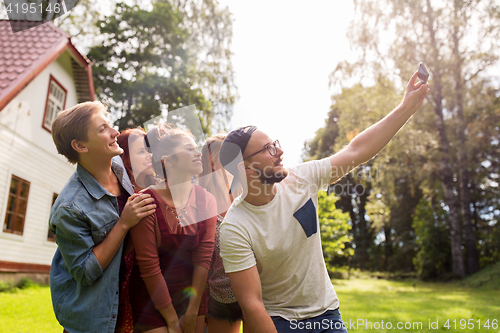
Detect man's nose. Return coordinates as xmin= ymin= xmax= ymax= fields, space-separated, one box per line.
xmin=276 ymin=146 xmax=284 ymax=157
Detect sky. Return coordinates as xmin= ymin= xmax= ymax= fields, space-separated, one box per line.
xmin=0 ymin=0 xmax=357 ymax=165
xmin=217 ymin=0 xmax=355 ymax=165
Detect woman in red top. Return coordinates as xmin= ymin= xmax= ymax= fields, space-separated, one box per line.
xmin=128 ymin=124 xmax=217 ymax=333
xmin=116 ymin=128 xmax=158 ymax=333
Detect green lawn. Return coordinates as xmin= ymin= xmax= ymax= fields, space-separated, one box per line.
xmin=0 ymin=285 xmax=62 ymax=332
xmin=333 ymin=278 xmax=500 ymax=332
xmin=1 ymin=279 xmax=499 ymax=333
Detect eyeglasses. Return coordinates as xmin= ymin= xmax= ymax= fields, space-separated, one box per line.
xmin=244 ymin=140 xmax=281 ymax=160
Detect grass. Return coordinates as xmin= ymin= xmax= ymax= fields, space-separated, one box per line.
xmin=2 ymin=264 xmax=499 ymax=333
xmin=0 ymin=284 xmax=62 ymax=332
xmin=461 ymin=261 xmax=500 ymax=290
xmin=333 ymin=278 xmax=500 ymax=332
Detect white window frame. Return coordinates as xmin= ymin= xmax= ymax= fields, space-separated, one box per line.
xmin=42 ymin=75 xmax=67 ymax=132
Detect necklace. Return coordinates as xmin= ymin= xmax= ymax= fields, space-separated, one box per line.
xmin=165 ymin=205 xmax=189 ymax=226
xmin=165 ymin=204 xmax=179 ymax=220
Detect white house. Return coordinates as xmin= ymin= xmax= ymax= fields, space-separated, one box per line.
xmin=0 ymin=20 xmax=95 ymax=283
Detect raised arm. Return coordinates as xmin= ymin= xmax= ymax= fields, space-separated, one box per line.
xmin=227 ymin=266 xmax=277 ymax=333
xmin=329 ymin=71 xmax=430 ymax=183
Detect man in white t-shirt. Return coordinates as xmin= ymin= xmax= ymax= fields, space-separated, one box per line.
xmin=218 ymin=72 xmax=430 ymax=333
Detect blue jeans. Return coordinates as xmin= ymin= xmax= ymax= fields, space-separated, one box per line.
xmin=272 ymin=309 xmax=348 ymax=333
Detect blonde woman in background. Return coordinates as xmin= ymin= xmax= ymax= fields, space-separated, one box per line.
xmin=198 ymin=134 xmax=246 ymax=333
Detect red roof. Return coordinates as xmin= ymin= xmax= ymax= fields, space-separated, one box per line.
xmin=0 ymin=20 xmax=94 ymax=111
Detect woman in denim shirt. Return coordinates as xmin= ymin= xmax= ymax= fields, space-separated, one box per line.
xmin=49 ymin=101 xmax=156 ymax=333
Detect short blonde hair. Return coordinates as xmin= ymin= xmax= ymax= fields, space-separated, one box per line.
xmin=51 ymin=101 xmax=106 ymax=164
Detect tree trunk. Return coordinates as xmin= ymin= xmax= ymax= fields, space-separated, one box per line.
xmin=357 ymin=179 xmax=372 ymax=269
xmin=383 ymin=223 xmax=392 ymax=271
xmin=452 ymin=1 xmax=478 ymax=275
xmin=425 ymin=0 xmax=465 ymax=277
xmin=337 ymin=173 xmax=372 ymax=270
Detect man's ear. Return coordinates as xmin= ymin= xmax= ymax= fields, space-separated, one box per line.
xmin=242 ymin=161 xmax=254 ymax=176
xmin=71 ymin=139 xmax=88 ymax=154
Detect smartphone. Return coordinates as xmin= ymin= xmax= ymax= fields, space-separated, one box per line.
xmin=418 ymin=62 xmax=429 ymax=84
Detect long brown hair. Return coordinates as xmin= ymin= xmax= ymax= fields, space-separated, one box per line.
xmin=145 ymin=123 xmax=195 ymax=180
xmin=198 ymin=133 xmax=242 ymax=216
xmin=117 ymin=128 xmax=159 ymax=189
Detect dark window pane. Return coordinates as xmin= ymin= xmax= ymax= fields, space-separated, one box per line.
xmin=20 ymin=182 xmax=30 ymax=198
xmin=4 ymin=213 xmax=13 ymax=231
xmin=16 ymin=198 xmax=27 ymax=215
xmin=10 ymin=178 xmax=19 ymax=194
xmin=13 ymin=215 xmax=24 ymax=234
xmin=6 ymin=195 xmax=15 ymax=212
xmin=4 ymin=176 xmax=29 ymax=235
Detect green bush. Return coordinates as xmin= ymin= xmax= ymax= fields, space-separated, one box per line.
xmin=329 ymin=270 xmax=348 ymax=279
xmin=412 ymin=197 xmax=451 ymax=280
xmin=318 ymin=192 xmax=353 ymax=272
xmin=0 ymin=280 xmax=13 ymax=293
xmin=16 ymin=277 xmax=35 ymax=289
xmin=0 ymin=277 xmax=36 ymax=293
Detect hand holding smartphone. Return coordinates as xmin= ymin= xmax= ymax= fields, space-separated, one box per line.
xmin=417 ymin=62 xmax=429 ymax=84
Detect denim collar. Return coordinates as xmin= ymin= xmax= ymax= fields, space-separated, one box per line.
xmin=76 ymin=162 xmax=128 ymax=200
